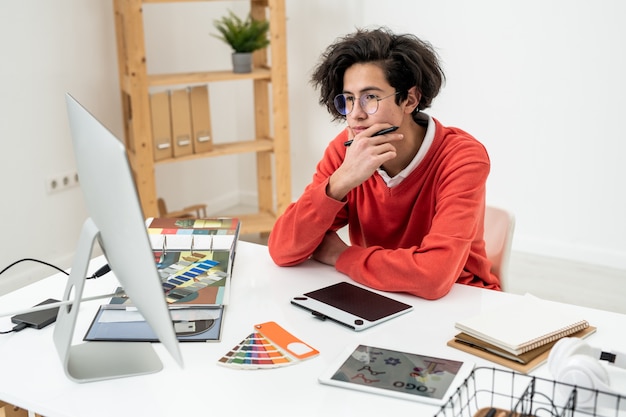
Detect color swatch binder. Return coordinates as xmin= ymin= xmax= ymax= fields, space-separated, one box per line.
xmin=454 ymin=295 xmax=590 ymax=356
xmin=189 ymin=85 xmax=213 ymax=153
xmin=113 ymin=218 xmax=241 ymax=307
xmin=150 ymin=91 xmax=173 ymax=161
xmin=146 ymin=217 xmax=241 ymax=305
xmin=146 ymin=217 xmax=240 ymax=252
xmin=169 ymin=88 xmax=193 ymax=158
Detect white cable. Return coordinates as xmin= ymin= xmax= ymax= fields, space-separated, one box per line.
xmin=0 ymin=291 xmax=122 ymax=318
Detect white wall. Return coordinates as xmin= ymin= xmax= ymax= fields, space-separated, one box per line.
xmin=0 ymin=0 xmax=624 ymax=295
xmin=282 ymin=0 xmax=626 ymax=270
xmin=359 ymin=0 xmax=626 ymax=269
xmin=0 ymin=1 xmax=120 ymax=293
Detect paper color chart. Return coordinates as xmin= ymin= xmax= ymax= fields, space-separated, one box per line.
xmin=218 ymin=333 xmax=293 ymax=369
xmin=155 ymin=253 xmax=223 ymax=303
xmin=218 ymin=321 xmax=319 ymax=369
xmin=147 ymin=217 xmax=240 ymax=235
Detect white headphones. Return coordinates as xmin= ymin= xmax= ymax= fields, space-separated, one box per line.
xmin=548 ymin=337 xmax=626 ymax=410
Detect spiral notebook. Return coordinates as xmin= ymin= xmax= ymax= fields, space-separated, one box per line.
xmin=454 ymin=295 xmax=590 ymax=356
xmin=447 ymin=325 xmax=596 ymax=374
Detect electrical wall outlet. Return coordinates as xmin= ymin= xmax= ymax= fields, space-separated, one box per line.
xmin=46 ymin=171 xmax=79 ymax=194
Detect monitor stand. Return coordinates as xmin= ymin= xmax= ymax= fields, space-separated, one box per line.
xmin=52 ymin=218 xmax=163 ymax=383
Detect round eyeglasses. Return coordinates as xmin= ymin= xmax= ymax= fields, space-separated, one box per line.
xmin=333 ymin=92 xmax=399 ymax=116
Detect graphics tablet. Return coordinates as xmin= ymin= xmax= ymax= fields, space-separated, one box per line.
xmin=319 ymin=344 xmax=474 ymax=405
xmin=290 ymin=282 xmax=413 ymax=331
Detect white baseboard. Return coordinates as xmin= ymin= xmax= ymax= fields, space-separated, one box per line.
xmin=513 ymin=235 xmax=626 ymax=271
xmin=508 ymin=250 xmax=626 ymax=314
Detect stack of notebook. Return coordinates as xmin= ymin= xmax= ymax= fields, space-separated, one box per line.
xmin=448 ymin=295 xmax=596 ymax=373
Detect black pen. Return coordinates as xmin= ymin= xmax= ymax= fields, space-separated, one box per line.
xmin=344 ymin=125 xmax=399 ymax=147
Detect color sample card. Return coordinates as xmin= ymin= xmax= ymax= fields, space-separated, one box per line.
xmin=218 ymin=321 xmax=319 ymax=369
xmin=254 ymin=321 xmax=319 ymax=360
xmin=153 ymin=251 xmax=223 ymax=303
xmin=148 ymin=217 xmax=240 ymax=234
xmin=218 ymin=332 xmax=293 ymax=369
xmin=147 ymin=218 xmax=240 ymax=252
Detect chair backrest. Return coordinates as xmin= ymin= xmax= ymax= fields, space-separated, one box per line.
xmin=484 ymin=205 xmax=515 ymax=291
xmin=157 ymin=198 xmax=169 ymax=217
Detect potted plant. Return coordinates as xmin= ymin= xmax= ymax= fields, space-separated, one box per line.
xmin=212 ymin=10 xmax=270 ymax=73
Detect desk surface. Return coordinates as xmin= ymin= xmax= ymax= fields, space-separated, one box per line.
xmin=1 ymin=241 xmax=625 ymax=417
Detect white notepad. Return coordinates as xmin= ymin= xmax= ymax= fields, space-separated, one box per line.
xmin=454 ymin=295 xmax=589 ymax=355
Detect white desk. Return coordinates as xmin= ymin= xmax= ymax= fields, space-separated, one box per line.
xmin=1 ymin=241 xmax=625 ymax=417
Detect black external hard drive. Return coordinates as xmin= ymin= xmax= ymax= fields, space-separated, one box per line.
xmin=11 ymin=298 xmax=60 ymax=329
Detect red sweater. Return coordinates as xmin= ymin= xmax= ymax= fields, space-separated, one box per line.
xmin=268 ymin=118 xmax=500 ymax=299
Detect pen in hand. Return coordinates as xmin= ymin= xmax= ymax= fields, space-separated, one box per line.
xmin=344 ymin=126 xmax=399 ymax=147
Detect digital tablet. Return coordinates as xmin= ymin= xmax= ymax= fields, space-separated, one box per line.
xmin=318 ymin=344 xmax=474 ymax=405
xmin=290 ymin=282 xmax=413 ymax=331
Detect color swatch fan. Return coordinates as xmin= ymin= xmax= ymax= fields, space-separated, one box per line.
xmin=218 ymin=321 xmax=319 ymax=369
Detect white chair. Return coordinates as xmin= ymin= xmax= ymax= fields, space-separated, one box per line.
xmin=484 ymin=205 xmax=515 ymax=291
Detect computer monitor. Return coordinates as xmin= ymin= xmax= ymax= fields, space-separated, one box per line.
xmin=53 ymin=93 xmax=183 ymax=383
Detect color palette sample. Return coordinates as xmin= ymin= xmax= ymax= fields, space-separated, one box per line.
xmin=147 ymin=217 xmax=240 ymax=253
xmin=110 ymin=250 xmax=229 ymax=306
xmin=218 ymin=333 xmax=293 ymax=369
xmin=218 ymin=321 xmax=319 ymax=370
xmin=147 ymin=217 xmax=240 ymax=235
xmin=153 ymin=250 xmax=224 ymax=303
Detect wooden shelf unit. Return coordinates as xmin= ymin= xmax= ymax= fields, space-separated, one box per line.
xmin=112 ymin=0 xmax=291 ymax=235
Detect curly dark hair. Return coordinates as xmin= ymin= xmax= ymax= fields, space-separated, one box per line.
xmin=311 ymin=27 xmax=445 ymax=122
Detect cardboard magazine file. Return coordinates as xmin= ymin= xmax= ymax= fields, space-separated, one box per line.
xmin=149 ymin=91 xmax=173 ymax=161
xmin=189 ymin=85 xmax=213 ymax=153
xmin=169 ymin=88 xmax=194 ymax=158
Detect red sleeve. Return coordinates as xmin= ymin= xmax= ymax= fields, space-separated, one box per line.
xmin=270 ymin=125 xmax=498 ymax=300
xmin=335 ymin=143 xmax=496 ymax=300
xmin=268 ymin=131 xmax=349 ymax=266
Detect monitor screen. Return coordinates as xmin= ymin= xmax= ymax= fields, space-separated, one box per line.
xmin=53 ymin=93 xmax=183 ymax=382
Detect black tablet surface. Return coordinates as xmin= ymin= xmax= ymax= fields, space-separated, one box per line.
xmin=291 ymin=282 xmax=413 ymax=331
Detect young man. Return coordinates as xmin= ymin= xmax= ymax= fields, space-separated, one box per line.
xmin=268 ymin=28 xmax=500 ymax=299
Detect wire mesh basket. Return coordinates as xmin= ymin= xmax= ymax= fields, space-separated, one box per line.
xmin=433 ymin=367 xmax=625 ymax=417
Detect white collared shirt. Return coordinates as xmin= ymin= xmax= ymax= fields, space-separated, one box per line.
xmin=377 ymin=114 xmax=435 ymax=187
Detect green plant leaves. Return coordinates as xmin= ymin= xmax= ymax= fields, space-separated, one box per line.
xmin=212 ymin=10 xmax=270 ymax=53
